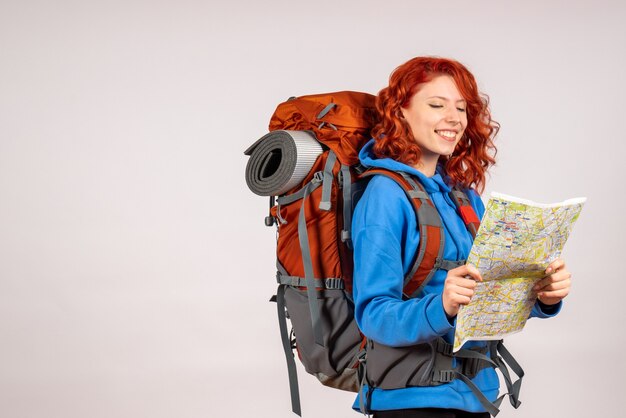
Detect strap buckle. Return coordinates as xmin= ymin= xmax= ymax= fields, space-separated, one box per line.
xmin=433 ymin=369 xmax=455 ymax=383
xmin=313 ymin=171 xmax=324 ymax=183
xmin=462 ymin=357 xmax=482 ymax=378
xmin=324 ymin=278 xmax=345 ymax=290
xmin=434 ymin=338 xmax=453 ymax=356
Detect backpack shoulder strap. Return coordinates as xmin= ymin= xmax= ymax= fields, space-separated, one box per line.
xmin=360 ymin=168 xmax=445 ymax=298
xmin=360 ymin=170 xmax=483 ymax=298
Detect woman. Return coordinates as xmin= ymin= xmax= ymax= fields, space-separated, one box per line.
xmin=351 ymin=57 xmax=571 ymax=418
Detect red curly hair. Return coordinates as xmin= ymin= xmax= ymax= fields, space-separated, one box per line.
xmin=372 ymin=56 xmax=499 ymax=193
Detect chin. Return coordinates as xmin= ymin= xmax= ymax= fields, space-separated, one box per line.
xmin=439 ymin=146 xmax=456 ymax=156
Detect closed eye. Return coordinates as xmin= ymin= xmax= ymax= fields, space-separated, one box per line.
xmin=457 ymin=107 xmax=466 ymax=112
xmin=428 ymin=104 xmax=443 ymax=109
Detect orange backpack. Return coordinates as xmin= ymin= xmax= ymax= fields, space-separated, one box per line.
xmin=244 ymin=92 xmax=486 ymax=416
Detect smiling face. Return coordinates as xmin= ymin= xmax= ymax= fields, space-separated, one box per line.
xmin=401 ymin=75 xmax=468 ymax=174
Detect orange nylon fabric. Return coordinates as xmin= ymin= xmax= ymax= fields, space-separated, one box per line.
xmin=270 ymin=92 xmax=377 ymax=292
xmin=269 ymin=91 xmax=377 ymax=166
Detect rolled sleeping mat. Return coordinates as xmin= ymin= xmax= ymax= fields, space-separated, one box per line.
xmin=245 ymin=130 xmax=323 ymax=196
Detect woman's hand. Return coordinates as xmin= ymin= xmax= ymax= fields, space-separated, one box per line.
xmin=442 ymin=264 xmax=483 ymax=318
xmin=534 ymin=258 xmax=571 ymax=306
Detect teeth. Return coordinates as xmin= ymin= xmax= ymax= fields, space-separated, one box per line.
xmin=436 ymin=130 xmax=456 ymax=138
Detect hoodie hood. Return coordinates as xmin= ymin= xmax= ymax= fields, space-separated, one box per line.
xmin=359 ymin=139 xmax=451 ymax=193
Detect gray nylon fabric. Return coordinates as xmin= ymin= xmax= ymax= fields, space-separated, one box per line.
xmin=283 ymin=287 xmax=363 ymax=383
xmin=363 ymin=337 xmax=517 ymax=416
xmin=436 ymin=259 xmax=465 ymax=271
xmin=415 ymin=201 xmax=445 ymax=227
xmin=408 ymin=189 xmax=430 ymax=199
xmin=244 ymin=130 xmax=323 ymax=196
xmin=365 ymin=338 xmax=439 ymax=388
xmin=316 ymin=367 xmax=359 ymax=392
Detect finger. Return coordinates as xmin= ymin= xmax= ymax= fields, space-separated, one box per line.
xmin=452 ymin=277 xmax=478 ymax=289
xmin=537 ymin=278 xmax=571 ymax=292
xmin=462 ymin=264 xmax=483 ymax=282
xmin=534 ymin=270 xmax=571 ymax=290
xmin=550 ymin=270 xmax=572 ymax=283
xmin=451 ymin=294 xmax=472 ymax=306
xmin=534 ymin=276 xmax=553 ymax=290
xmin=537 ymin=294 xmax=560 ymax=305
xmin=452 ymin=285 xmax=475 ymax=298
xmin=545 ymin=258 xmax=566 ymax=274
xmin=538 ymin=288 xmax=570 ymax=300
xmin=443 ymin=292 xmax=471 ymax=310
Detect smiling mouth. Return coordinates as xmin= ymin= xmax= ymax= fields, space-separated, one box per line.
xmin=435 ymin=130 xmax=457 ymax=141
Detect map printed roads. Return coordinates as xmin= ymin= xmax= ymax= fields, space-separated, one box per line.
xmin=453 ymin=193 xmax=585 ymax=352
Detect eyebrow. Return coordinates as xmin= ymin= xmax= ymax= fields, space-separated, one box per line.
xmin=427 ymin=96 xmax=466 ymax=103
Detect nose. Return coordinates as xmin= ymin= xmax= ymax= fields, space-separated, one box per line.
xmin=445 ymin=107 xmax=461 ymax=125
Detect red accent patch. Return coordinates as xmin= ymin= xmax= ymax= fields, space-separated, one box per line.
xmin=459 ymin=206 xmax=480 ymax=225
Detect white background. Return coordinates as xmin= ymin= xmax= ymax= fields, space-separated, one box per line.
xmin=1 ymin=1 xmax=625 ymax=417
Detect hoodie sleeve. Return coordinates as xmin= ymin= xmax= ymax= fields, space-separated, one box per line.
xmin=352 ymin=176 xmax=454 ymax=347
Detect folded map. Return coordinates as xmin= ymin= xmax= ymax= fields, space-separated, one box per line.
xmin=453 ymin=192 xmax=586 ymax=352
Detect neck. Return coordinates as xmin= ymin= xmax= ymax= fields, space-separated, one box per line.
xmin=413 ymin=155 xmax=439 ymax=177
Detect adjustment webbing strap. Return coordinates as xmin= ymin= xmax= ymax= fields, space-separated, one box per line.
xmin=317 ymin=103 xmax=338 ymax=130
xmin=430 ymin=340 xmax=521 ymax=416
xmin=494 ymin=341 xmax=524 ymax=408
xmin=276 ymin=274 xmax=345 ymax=290
xmin=317 ymin=102 xmax=336 ymax=119
xmin=454 ymin=371 xmax=504 ymax=416
xmin=340 ymin=164 xmax=353 ymax=247
xmin=276 ymin=285 xmax=302 ymax=416
xmin=298 ymin=179 xmax=325 ymax=346
xmin=277 ymin=179 xmax=323 ymax=206
xmin=319 ymin=151 xmax=337 ymax=211
xmin=276 ymin=260 xmax=289 ymax=276
xmin=357 ymin=349 xmax=372 ymax=415
xmin=453 ymin=343 xmax=523 ymax=412
xmin=435 ymin=258 xmax=465 ymax=271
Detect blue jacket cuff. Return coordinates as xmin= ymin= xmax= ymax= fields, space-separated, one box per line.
xmin=426 ymin=294 xmax=455 ymax=334
xmin=532 ymin=300 xmax=562 ymax=318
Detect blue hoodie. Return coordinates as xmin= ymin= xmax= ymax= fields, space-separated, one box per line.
xmin=351 ymin=140 xmax=560 ymax=413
